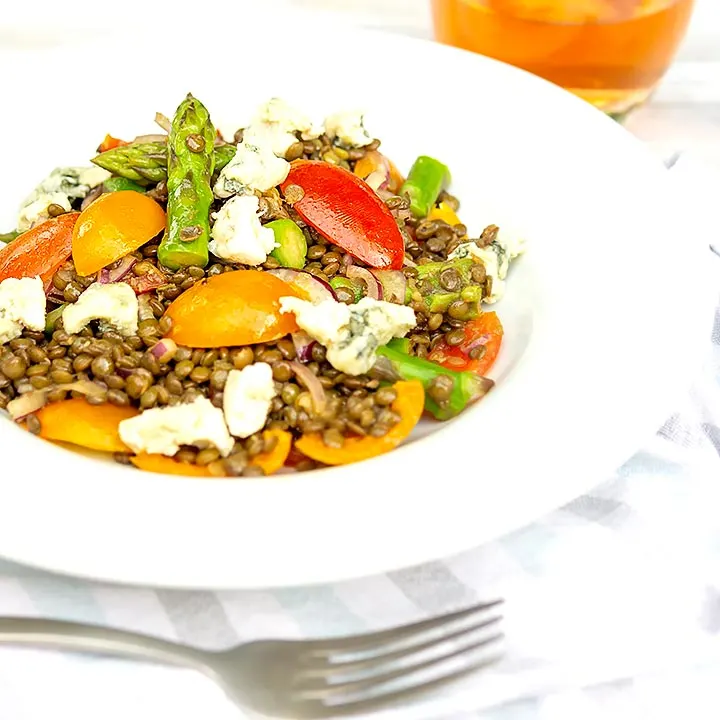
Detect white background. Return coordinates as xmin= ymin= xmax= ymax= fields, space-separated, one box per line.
xmin=3 ymin=0 xmax=720 ymax=163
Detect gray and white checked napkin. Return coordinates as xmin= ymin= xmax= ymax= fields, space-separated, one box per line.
xmin=0 ymin=154 xmax=718 ymax=720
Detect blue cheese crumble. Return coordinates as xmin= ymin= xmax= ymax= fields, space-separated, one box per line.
xmin=0 ymin=276 xmax=46 ymax=344
xmin=244 ymin=98 xmax=322 ymax=157
xmin=210 ymin=195 xmax=276 ymax=266
xmin=280 ymin=296 xmax=416 ymax=376
xmin=324 ymin=110 xmax=372 ymax=148
xmin=223 ymin=362 xmax=276 ymax=438
xmin=449 ymin=227 xmax=526 ymax=304
xmin=17 ymin=166 xmax=110 ymax=231
xmin=119 ymin=396 xmax=234 ymax=458
xmin=62 ymin=283 xmax=139 ymax=337
xmin=213 ymin=141 xmax=289 ymax=198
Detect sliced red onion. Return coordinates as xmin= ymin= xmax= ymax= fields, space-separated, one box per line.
xmin=133 ymin=133 xmax=167 ymax=144
xmin=266 ymin=268 xmax=337 ymax=303
xmin=365 ymin=169 xmax=388 ymax=192
xmin=150 ymin=338 xmax=178 ymax=363
xmin=288 ymin=361 xmax=326 ymax=414
xmin=45 ymin=284 xmax=66 ymax=303
xmin=291 ymin=331 xmax=316 ymax=363
xmin=137 ymin=294 xmax=155 ymax=321
xmin=81 ymin=184 xmax=105 ymax=211
xmin=98 ymin=255 xmax=136 ymax=284
xmin=347 ymin=266 xmax=382 ymax=300
xmin=371 ymin=269 xmax=406 ymax=304
xmin=7 ymin=391 xmax=48 ymax=420
xmin=460 ymin=334 xmax=491 ymax=353
xmin=154 ymin=112 xmax=171 ymax=133
xmin=358 ymin=152 xmax=391 ymax=195
xmin=126 ymin=264 xmax=167 ymax=295
xmin=7 ymin=380 xmax=105 ymax=420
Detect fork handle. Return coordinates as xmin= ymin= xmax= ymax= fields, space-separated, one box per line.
xmin=0 ymin=617 xmax=212 ymax=672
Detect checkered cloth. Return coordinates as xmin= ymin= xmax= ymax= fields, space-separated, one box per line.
xmin=0 ymin=157 xmax=718 ymax=719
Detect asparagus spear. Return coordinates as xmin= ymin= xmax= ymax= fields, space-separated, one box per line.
xmin=414 ymin=257 xmax=483 ymax=314
xmin=400 ymin=155 xmax=450 ymax=218
xmin=375 ymin=340 xmax=492 ymax=420
xmin=267 ymin=219 xmax=307 ymax=269
xmin=92 ymin=142 xmax=235 ymax=186
xmin=0 ymin=230 xmax=19 ymax=244
xmin=103 ymin=177 xmax=145 ymax=193
xmin=157 ymin=94 xmax=216 ymax=270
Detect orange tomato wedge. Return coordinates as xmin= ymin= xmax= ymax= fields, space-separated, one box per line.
xmin=428 ymin=201 xmax=463 ymax=229
xmin=130 ymin=454 xmax=214 ymax=477
xmin=36 ymin=398 xmax=138 ymax=452
xmin=295 ymin=381 xmax=424 ymax=466
xmin=165 ymin=269 xmax=301 ymax=348
xmin=0 ymin=213 xmax=79 ymax=287
xmin=72 ymin=191 xmax=166 ymax=277
xmin=251 ymin=430 xmax=293 ymax=475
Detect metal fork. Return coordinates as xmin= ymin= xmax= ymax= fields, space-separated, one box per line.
xmin=0 ymin=600 xmax=503 ymax=718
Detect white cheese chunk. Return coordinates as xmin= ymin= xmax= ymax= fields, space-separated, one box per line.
xmin=449 ymin=227 xmax=526 ymax=304
xmin=0 ymin=276 xmax=46 ymax=344
xmin=210 ymin=195 xmax=276 ymax=266
xmin=213 ymin=141 xmax=290 ymax=198
xmin=324 ymin=110 xmax=372 ymax=148
xmin=119 ymin=396 xmax=235 ymax=458
xmin=223 ymin=362 xmax=276 ymax=438
xmin=62 ymin=283 xmax=139 ymax=337
xmin=17 ymin=193 xmax=72 ymax=233
xmin=244 ymin=98 xmax=322 ymax=157
xmin=17 ymin=166 xmax=110 ymax=231
xmin=280 ymin=296 xmax=416 ymax=376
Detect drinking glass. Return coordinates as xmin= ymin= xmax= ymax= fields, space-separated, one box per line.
xmin=431 ymin=0 xmax=695 ymax=117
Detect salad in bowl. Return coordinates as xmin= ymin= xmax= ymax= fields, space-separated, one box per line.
xmin=0 ymin=94 xmax=523 ymax=478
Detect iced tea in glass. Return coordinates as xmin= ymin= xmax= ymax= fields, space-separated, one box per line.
xmin=431 ymin=0 xmax=695 ymax=116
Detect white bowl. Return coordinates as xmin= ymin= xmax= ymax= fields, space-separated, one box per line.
xmin=0 ymin=17 xmax=713 ymax=588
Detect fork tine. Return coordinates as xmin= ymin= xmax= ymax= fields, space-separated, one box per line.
xmin=298 ymin=613 xmax=502 ymax=681
xmin=296 ymin=630 xmax=503 ymax=700
xmin=324 ymin=652 xmax=502 ymax=717
xmin=305 ymin=599 xmax=503 ymax=656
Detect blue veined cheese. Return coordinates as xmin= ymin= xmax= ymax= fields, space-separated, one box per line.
xmin=62 ymin=283 xmax=139 ymax=337
xmin=324 ymin=110 xmax=372 ymax=148
xmin=210 ymin=195 xmax=276 ymax=266
xmin=0 ymin=276 xmax=46 ymax=344
xmin=449 ymin=228 xmax=526 ymax=304
xmin=244 ymin=98 xmax=323 ymax=157
xmin=280 ymin=296 xmax=416 ymax=376
xmin=119 ymin=396 xmax=234 ymax=457
xmin=213 ymin=141 xmax=290 ymax=198
xmin=17 ymin=192 xmax=73 ymax=232
xmin=223 ymin=362 xmax=276 ymax=438
xmin=17 ymin=166 xmax=110 ymax=231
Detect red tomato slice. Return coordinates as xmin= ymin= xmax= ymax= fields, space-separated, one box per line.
xmin=98 ymin=134 xmax=128 ymax=152
xmin=281 ymin=160 xmax=405 ymax=270
xmin=0 ymin=213 xmax=79 ymax=288
xmin=428 ymin=312 xmax=503 ymax=376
